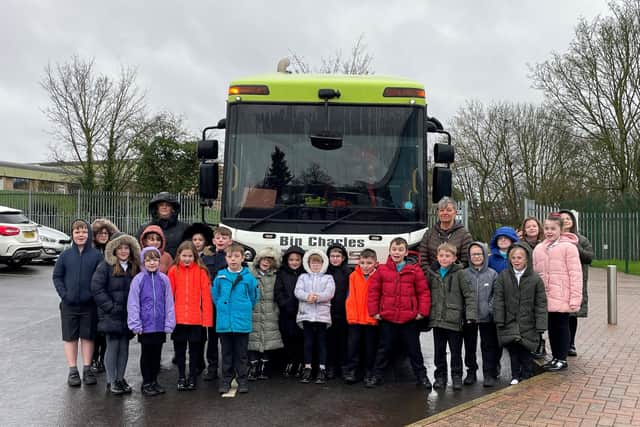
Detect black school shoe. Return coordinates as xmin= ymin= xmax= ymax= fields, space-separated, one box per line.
xmin=416 ymin=376 xmax=432 ymax=390
xmin=110 ymin=380 xmax=126 ymax=395
xmin=315 ymin=369 xmax=327 ymax=384
xmin=545 ymin=359 xmax=568 ymax=372
xmin=203 ymin=367 xmax=218 ymax=381
xmin=219 ymin=381 xmax=231 ymax=394
xmin=568 ymin=346 xmax=578 ymax=357
xmin=141 ymin=383 xmax=160 ymax=397
xmin=82 ymin=368 xmax=97 ymax=385
xmin=364 ymin=376 xmax=377 ymax=388
xmin=463 ymin=370 xmax=477 ymax=385
xmin=187 ymin=376 xmax=197 ymax=391
xmin=177 ymin=377 xmax=188 ymax=391
xmin=121 ymin=378 xmax=132 ymax=393
xmin=152 ymin=381 xmax=166 ymax=394
xmin=67 ymin=371 xmax=82 ymax=387
xmin=432 ymin=377 xmax=447 ymax=390
xmin=299 ymin=367 xmax=313 ymax=384
xmin=483 ymin=375 xmax=497 ymax=387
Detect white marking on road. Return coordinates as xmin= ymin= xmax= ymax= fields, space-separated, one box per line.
xmin=222 ymin=379 xmax=238 ymax=398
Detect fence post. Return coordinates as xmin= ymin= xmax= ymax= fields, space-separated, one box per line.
xmin=523 ymin=198 xmax=530 ymax=220
xmin=76 ymin=190 xmax=81 ymax=218
xmin=462 ymin=199 xmax=469 ymax=230
xmin=607 ymin=265 xmax=617 ymax=325
xmin=126 ymin=192 xmax=131 ymax=234
xmin=28 ymin=188 xmax=33 ymax=219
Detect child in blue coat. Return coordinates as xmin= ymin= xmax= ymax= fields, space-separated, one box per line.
xmin=488 ymin=226 xmax=519 ymax=273
xmin=212 ymin=244 xmax=259 ymax=395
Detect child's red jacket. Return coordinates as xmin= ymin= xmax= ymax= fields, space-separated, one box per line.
xmin=168 ymin=262 xmax=214 ymax=327
xmin=367 ymin=257 xmax=430 ymax=324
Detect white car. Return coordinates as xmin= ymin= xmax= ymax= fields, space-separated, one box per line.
xmin=0 ymin=205 xmax=43 ymax=266
xmin=35 ymin=225 xmax=71 ymax=263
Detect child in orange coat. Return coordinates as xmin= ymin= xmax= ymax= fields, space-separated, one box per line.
xmin=168 ymin=241 xmax=213 ymax=391
xmin=343 ymin=249 xmax=379 ymax=387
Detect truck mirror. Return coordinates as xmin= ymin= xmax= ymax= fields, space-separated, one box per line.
xmin=310 ymin=131 xmax=343 ymax=150
xmin=199 ymin=163 xmax=219 ymax=200
xmin=432 ymin=166 xmax=452 ymax=203
xmin=198 ymin=139 xmax=218 ymax=160
xmin=434 ymin=143 xmax=454 ymax=164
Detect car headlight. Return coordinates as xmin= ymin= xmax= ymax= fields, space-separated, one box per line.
xmin=40 ymin=236 xmax=56 ymax=243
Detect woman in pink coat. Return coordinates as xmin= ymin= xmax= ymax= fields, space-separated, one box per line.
xmin=533 ymin=214 xmax=582 ymax=372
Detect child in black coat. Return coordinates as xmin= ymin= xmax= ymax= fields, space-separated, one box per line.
xmin=274 ymin=246 xmax=306 ymax=377
xmin=326 ymin=243 xmax=350 ymax=380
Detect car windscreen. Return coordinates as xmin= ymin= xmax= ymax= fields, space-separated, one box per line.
xmin=0 ymin=213 xmax=31 ymax=224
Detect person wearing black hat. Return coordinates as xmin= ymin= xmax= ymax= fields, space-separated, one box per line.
xmin=135 ymin=192 xmax=190 ymax=258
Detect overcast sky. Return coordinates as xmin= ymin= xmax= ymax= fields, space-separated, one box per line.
xmin=1 ymin=1 xmax=611 ymax=164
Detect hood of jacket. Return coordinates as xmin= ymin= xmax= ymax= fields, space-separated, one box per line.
xmin=467 ymin=241 xmax=489 ymax=273
xmin=557 ymin=232 xmax=579 ymax=245
xmin=105 ymin=232 xmax=141 ymax=266
xmin=148 ymin=192 xmax=181 ymax=222
xmin=558 ymin=209 xmax=579 ymax=234
xmin=506 ymin=241 xmax=534 ymax=276
xmin=253 ymin=246 xmax=281 ymax=270
xmin=281 ymin=245 xmax=305 ymax=274
xmin=489 ymin=226 xmax=520 ymax=254
xmin=326 ymin=243 xmax=348 ymax=267
xmin=139 ymin=225 xmax=167 ymax=254
xmin=71 ymin=219 xmax=93 ymax=251
xmin=139 ymin=246 xmax=162 ymax=273
xmin=182 ymin=222 xmax=214 ymax=247
xmin=91 ymin=218 xmax=119 ymax=241
xmin=302 ymin=248 xmax=329 ymax=274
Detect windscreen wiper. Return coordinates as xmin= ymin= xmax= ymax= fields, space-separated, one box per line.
xmin=320 ymin=209 xmax=365 ymax=232
xmin=248 ymin=206 xmax=297 ymax=230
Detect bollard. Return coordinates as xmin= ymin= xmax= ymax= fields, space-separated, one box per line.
xmin=607 ymin=265 xmax=617 ymax=325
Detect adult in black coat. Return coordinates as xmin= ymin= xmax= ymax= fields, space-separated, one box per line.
xmin=274 ymin=245 xmax=305 ymax=376
xmin=91 ymin=232 xmax=141 ymax=393
xmin=326 ymin=243 xmax=350 ymax=379
xmin=135 ymin=192 xmax=190 ymax=258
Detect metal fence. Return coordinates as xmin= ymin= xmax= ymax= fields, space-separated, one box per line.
xmin=524 ymin=198 xmax=639 ymax=262
xmin=0 ymin=190 xmax=220 ymax=235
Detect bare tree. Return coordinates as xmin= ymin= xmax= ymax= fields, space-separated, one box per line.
xmin=531 ymin=0 xmax=640 ymax=196
xmin=289 ymin=34 xmax=374 ymax=75
xmin=452 ymin=101 xmax=588 ymax=239
xmin=41 ymin=56 xmax=146 ymax=191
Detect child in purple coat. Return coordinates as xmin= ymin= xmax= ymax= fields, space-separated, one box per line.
xmin=127 ymin=247 xmax=176 ymax=396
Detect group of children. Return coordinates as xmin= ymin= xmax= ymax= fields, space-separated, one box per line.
xmin=53 ymin=211 xmax=584 ymax=397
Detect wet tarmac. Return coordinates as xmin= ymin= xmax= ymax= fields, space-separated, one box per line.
xmin=0 ymin=264 xmax=509 ymax=426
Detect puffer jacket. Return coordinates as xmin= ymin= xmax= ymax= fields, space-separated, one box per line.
xmin=127 ymin=247 xmax=176 ymax=334
xmin=488 ymin=226 xmax=519 ymax=274
xmin=345 ymin=265 xmax=378 ymax=326
xmin=168 ymin=261 xmax=213 ymax=327
xmin=139 ymin=225 xmax=174 ymax=274
xmin=91 ymin=218 xmax=119 ymax=254
xmin=53 ymin=219 xmax=103 ymax=306
xmin=91 ymin=233 xmax=141 ymax=335
xmin=135 ymin=192 xmax=190 ymax=258
xmin=295 ymin=249 xmax=335 ymax=327
xmin=248 ymin=247 xmax=283 ymax=352
xmin=464 ymin=242 xmax=498 ymax=323
xmin=326 ymin=243 xmax=350 ymax=323
xmin=493 ymin=242 xmax=548 ymax=352
xmin=274 ymin=246 xmax=305 ymax=338
xmin=427 ymin=263 xmax=476 ymax=331
xmin=533 ymin=233 xmax=583 ymax=313
xmin=368 ymin=256 xmax=430 ymax=324
xmin=419 ymin=220 xmax=473 ymax=271
xmin=213 ymin=266 xmax=259 ymax=333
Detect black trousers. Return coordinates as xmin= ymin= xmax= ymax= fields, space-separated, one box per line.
xmin=462 ymin=322 xmax=501 ymax=377
xmin=205 ymin=327 xmax=219 ymax=368
xmin=303 ymin=321 xmax=328 ymax=366
xmin=548 ymin=312 xmax=570 ymax=361
xmin=433 ymin=327 xmax=463 ymax=380
xmin=327 ymin=319 xmax=348 ymax=373
xmin=569 ymin=316 xmax=578 ymax=347
xmin=141 ymin=342 xmax=163 ymax=384
xmin=506 ymin=342 xmax=533 ymax=380
xmin=173 ymin=339 xmax=201 ymax=379
xmin=220 ymin=333 xmax=249 ymax=383
xmin=374 ymin=320 xmax=426 ymax=379
xmin=92 ymin=332 xmax=107 ymax=362
xmin=345 ymin=324 xmax=379 ymax=375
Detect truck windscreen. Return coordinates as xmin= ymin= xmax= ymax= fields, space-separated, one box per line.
xmin=222 ymin=104 xmax=426 ymax=234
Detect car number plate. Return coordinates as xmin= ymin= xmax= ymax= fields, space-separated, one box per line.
xmin=23 ymin=231 xmax=35 ymax=239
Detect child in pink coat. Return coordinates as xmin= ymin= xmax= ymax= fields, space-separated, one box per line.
xmin=533 ymin=213 xmax=582 ymax=372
